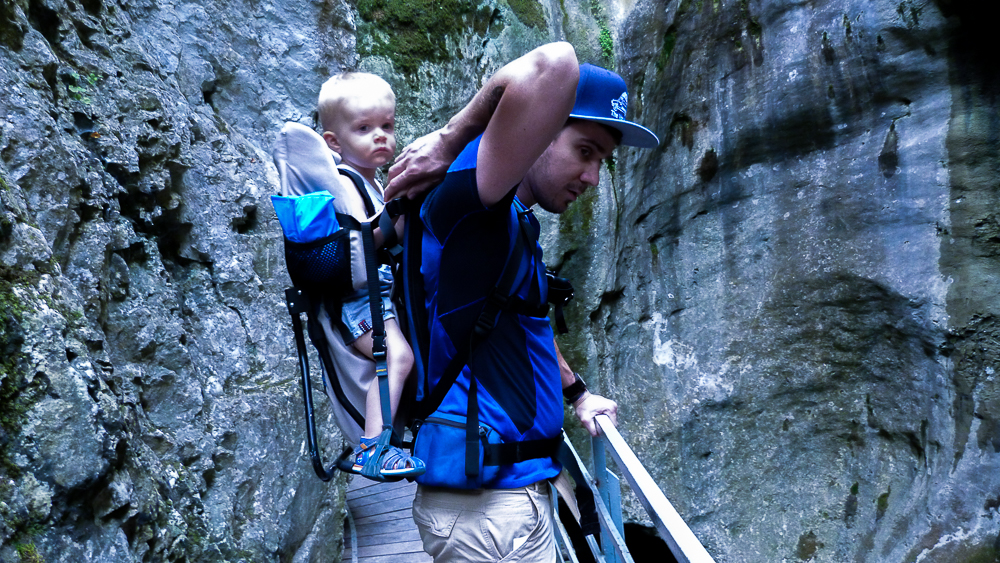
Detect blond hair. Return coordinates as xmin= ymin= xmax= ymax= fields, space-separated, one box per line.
xmin=318 ymin=72 xmax=395 ymax=133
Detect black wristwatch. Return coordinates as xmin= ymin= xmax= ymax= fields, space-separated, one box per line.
xmin=563 ymin=372 xmax=588 ymax=405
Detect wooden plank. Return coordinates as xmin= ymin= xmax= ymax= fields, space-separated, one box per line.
xmin=353 ymin=507 xmax=414 ymax=526
xmin=351 ymin=495 xmax=415 ymax=519
xmin=344 ymin=543 xmax=431 ymax=562
xmin=347 ymin=475 xmax=416 ymax=496
xmin=348 ymin=482 xmax=418 ymax=509
xmin=355 ymin=517 xmax=420 ymax=538
xmin=359 ymin=555 xmax=432 ymax=563
xmin=349 ymin=480 xmax=416 ymax=501
xmin=357 ymin=540 xmax=427 ymax=558
xmin=345 ymin=550 xmax=432 ymax=563
xmin=348 ymin=477 xmax=415 ymax=497
xmin=356 ymin=528 xmax=422 ymax=547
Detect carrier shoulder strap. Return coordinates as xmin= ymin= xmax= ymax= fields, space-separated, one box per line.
xmin=330 ymin=167 xmax=400 ymax=439
xmin=415 ymin=204 xmax=532 ymax=421
xmin=409 ymin=200 xmax=561 ymax=477
xmin=337 ymin=167 xmax=406 ymax=252
xmin=337 ymin=166 xmax=377 ymax=218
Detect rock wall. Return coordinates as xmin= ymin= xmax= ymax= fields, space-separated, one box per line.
xmin=0 ymin=0 xmax=358 ymax=560
xmin=545 ymin=0 xmax=1000 ymax=561
xmin=2 ymin=0 xmax=999 ymax=561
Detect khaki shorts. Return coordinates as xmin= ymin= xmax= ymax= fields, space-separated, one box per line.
xmin=412 ymin=481 xmax=556 ymax=562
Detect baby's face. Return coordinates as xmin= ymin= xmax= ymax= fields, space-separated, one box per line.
xmin=329 ymin=83 xmax=396 ymax=173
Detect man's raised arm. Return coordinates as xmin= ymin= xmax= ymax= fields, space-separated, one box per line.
xmin=385 ymin=42 xmax=579 ymax=202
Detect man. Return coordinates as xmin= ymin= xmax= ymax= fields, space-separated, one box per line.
xmin=384 ymin=42 xmax=659 ymax=562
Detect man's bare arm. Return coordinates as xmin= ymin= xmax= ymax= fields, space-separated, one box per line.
xmin=555 ymin=341 xmax=618 ymax=437
xmin=475 ymin=42 xmax=578 ymax=206
xmin=385 ymin=42 xmax=579 ymax=203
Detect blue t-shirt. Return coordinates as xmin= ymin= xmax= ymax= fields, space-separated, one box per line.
xmin=418 ymin=137 xmax=563 ymax=488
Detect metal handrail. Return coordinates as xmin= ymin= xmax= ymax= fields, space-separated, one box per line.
xmin=553 ymin=415 xmax=716 ymax=563
xmin=595 ymin=415 xmax=715 ymax=563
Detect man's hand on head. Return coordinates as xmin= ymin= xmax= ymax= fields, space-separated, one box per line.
xmin=573 ymin=392 xmax=618 ymax=437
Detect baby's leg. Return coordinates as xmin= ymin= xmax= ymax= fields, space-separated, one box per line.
xmin=353 ymin=319 xmax=413 ymax=439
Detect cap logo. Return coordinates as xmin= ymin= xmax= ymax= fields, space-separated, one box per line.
xmin=611 ymin=92 xmax=628 ymax=120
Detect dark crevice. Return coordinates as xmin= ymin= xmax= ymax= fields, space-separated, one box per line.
xmin=27 ymin=0 xmax=60 ymax=46
xmin=698 ymin=148 xmax=718 ymax=183
xmin=103 ymin=503 xmax=131 ymax=522
xmin=80 ymin=0 xmax=102 ymax=17
xmin=231 ymin=202 xmax=258 ymax=234
xmin=589 ymin=287 xmax=625 ymax=323
xmin=0 ymin=2 xmax=26 ymax=51
xmin=202 ymin=82 xmax=217 ymax=108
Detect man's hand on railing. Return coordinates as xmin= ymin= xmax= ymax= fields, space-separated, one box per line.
xmin=573 ymin=392 xmax=618 ymax=437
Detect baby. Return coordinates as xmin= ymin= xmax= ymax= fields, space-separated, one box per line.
xmin=317 ymin=72 xmax=422 ymax=479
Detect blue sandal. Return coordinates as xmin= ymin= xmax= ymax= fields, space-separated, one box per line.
xmin=340 ymin=430 xmax=426 ymax=482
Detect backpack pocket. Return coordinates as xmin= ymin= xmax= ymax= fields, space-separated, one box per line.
xmin=282 ymin=230 xmax=354 ymax=296
xmin=413 ymin=412 xmax=502 ymax=489
xmin=271 ymin=192 xmax=355 ymax=295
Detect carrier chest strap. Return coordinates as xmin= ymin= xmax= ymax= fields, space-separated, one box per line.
xmin=482 ymin=436 xmax=562 ymax=466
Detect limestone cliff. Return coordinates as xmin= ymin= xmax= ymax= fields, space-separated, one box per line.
xmin=1 ymin=0 xmax=998 ymax=562
xmin=545 ymin=0 xmax=1000 ymax=561
xmin=0 ymin=0 xmax=357 ymax=560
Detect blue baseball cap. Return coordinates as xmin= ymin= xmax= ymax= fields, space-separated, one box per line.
xmin=569 ymin=64 xmax=659 ymax=148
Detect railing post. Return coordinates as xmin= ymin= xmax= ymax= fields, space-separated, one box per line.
xmin=607 ymin=470 xmax=623 ymax=551
xmin=592 ymin=434 xmax=625 ymax=563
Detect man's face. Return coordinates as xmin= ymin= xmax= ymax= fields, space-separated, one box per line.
xmin=523 ymin=121 xmax=617 ymax=214
xmin=323 ymin=83 xmax=396 ymax=173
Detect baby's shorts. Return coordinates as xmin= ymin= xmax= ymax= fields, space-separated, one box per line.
xmin=340 ymin=265 xmax=395 ymax=344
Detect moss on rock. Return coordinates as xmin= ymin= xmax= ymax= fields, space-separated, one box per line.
xmin=0 ymin=266 xmax=42 ymax=479
xmin=589 ymin=0 xmax=614 ymax=68
xmin=506 ymin=0 xmax=545 ymax=29
xmin=15 ymin=543 xmax=44 ymax=563
xmin=356 ymin=0 xmax=496 ymax=75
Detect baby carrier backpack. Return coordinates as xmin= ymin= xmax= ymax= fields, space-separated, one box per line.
xmin=271 ymin=122 xmax=598 ymax=532
xmin=271 ymin=122 xmax=407 ymax=481
xmin=271 ymin=124 xmax=582 ymax=492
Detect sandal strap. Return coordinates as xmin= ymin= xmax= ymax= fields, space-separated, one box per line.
xmin=380 ymin=447 xmax=416 ymax=470
xmin=340 ymin=429 xmax=425 ymax=482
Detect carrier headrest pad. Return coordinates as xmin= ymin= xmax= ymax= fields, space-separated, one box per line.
xmin=273 ymin=122 xmax=343 ymax=197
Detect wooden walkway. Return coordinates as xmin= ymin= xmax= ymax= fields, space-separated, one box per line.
xmin=343 ymin=476 xmax=431 ymax=563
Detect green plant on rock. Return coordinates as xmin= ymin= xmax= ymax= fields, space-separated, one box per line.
xmin=599 ymin=28 xmax=613 ymax=62
xmin=656 ymin=30 xmax=677 ymax=73
xmin=876 ymin=487 xmax=890 ymax=520
xmin=15 ymin=543 xmax=44 ymax=563
xmin=65 ymin=71 xmax=100 ymax=104
xmin=558 ymin=189 xmax=595 ymax=235
xmin=587 ymin=0 xmax=614 ymax=68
